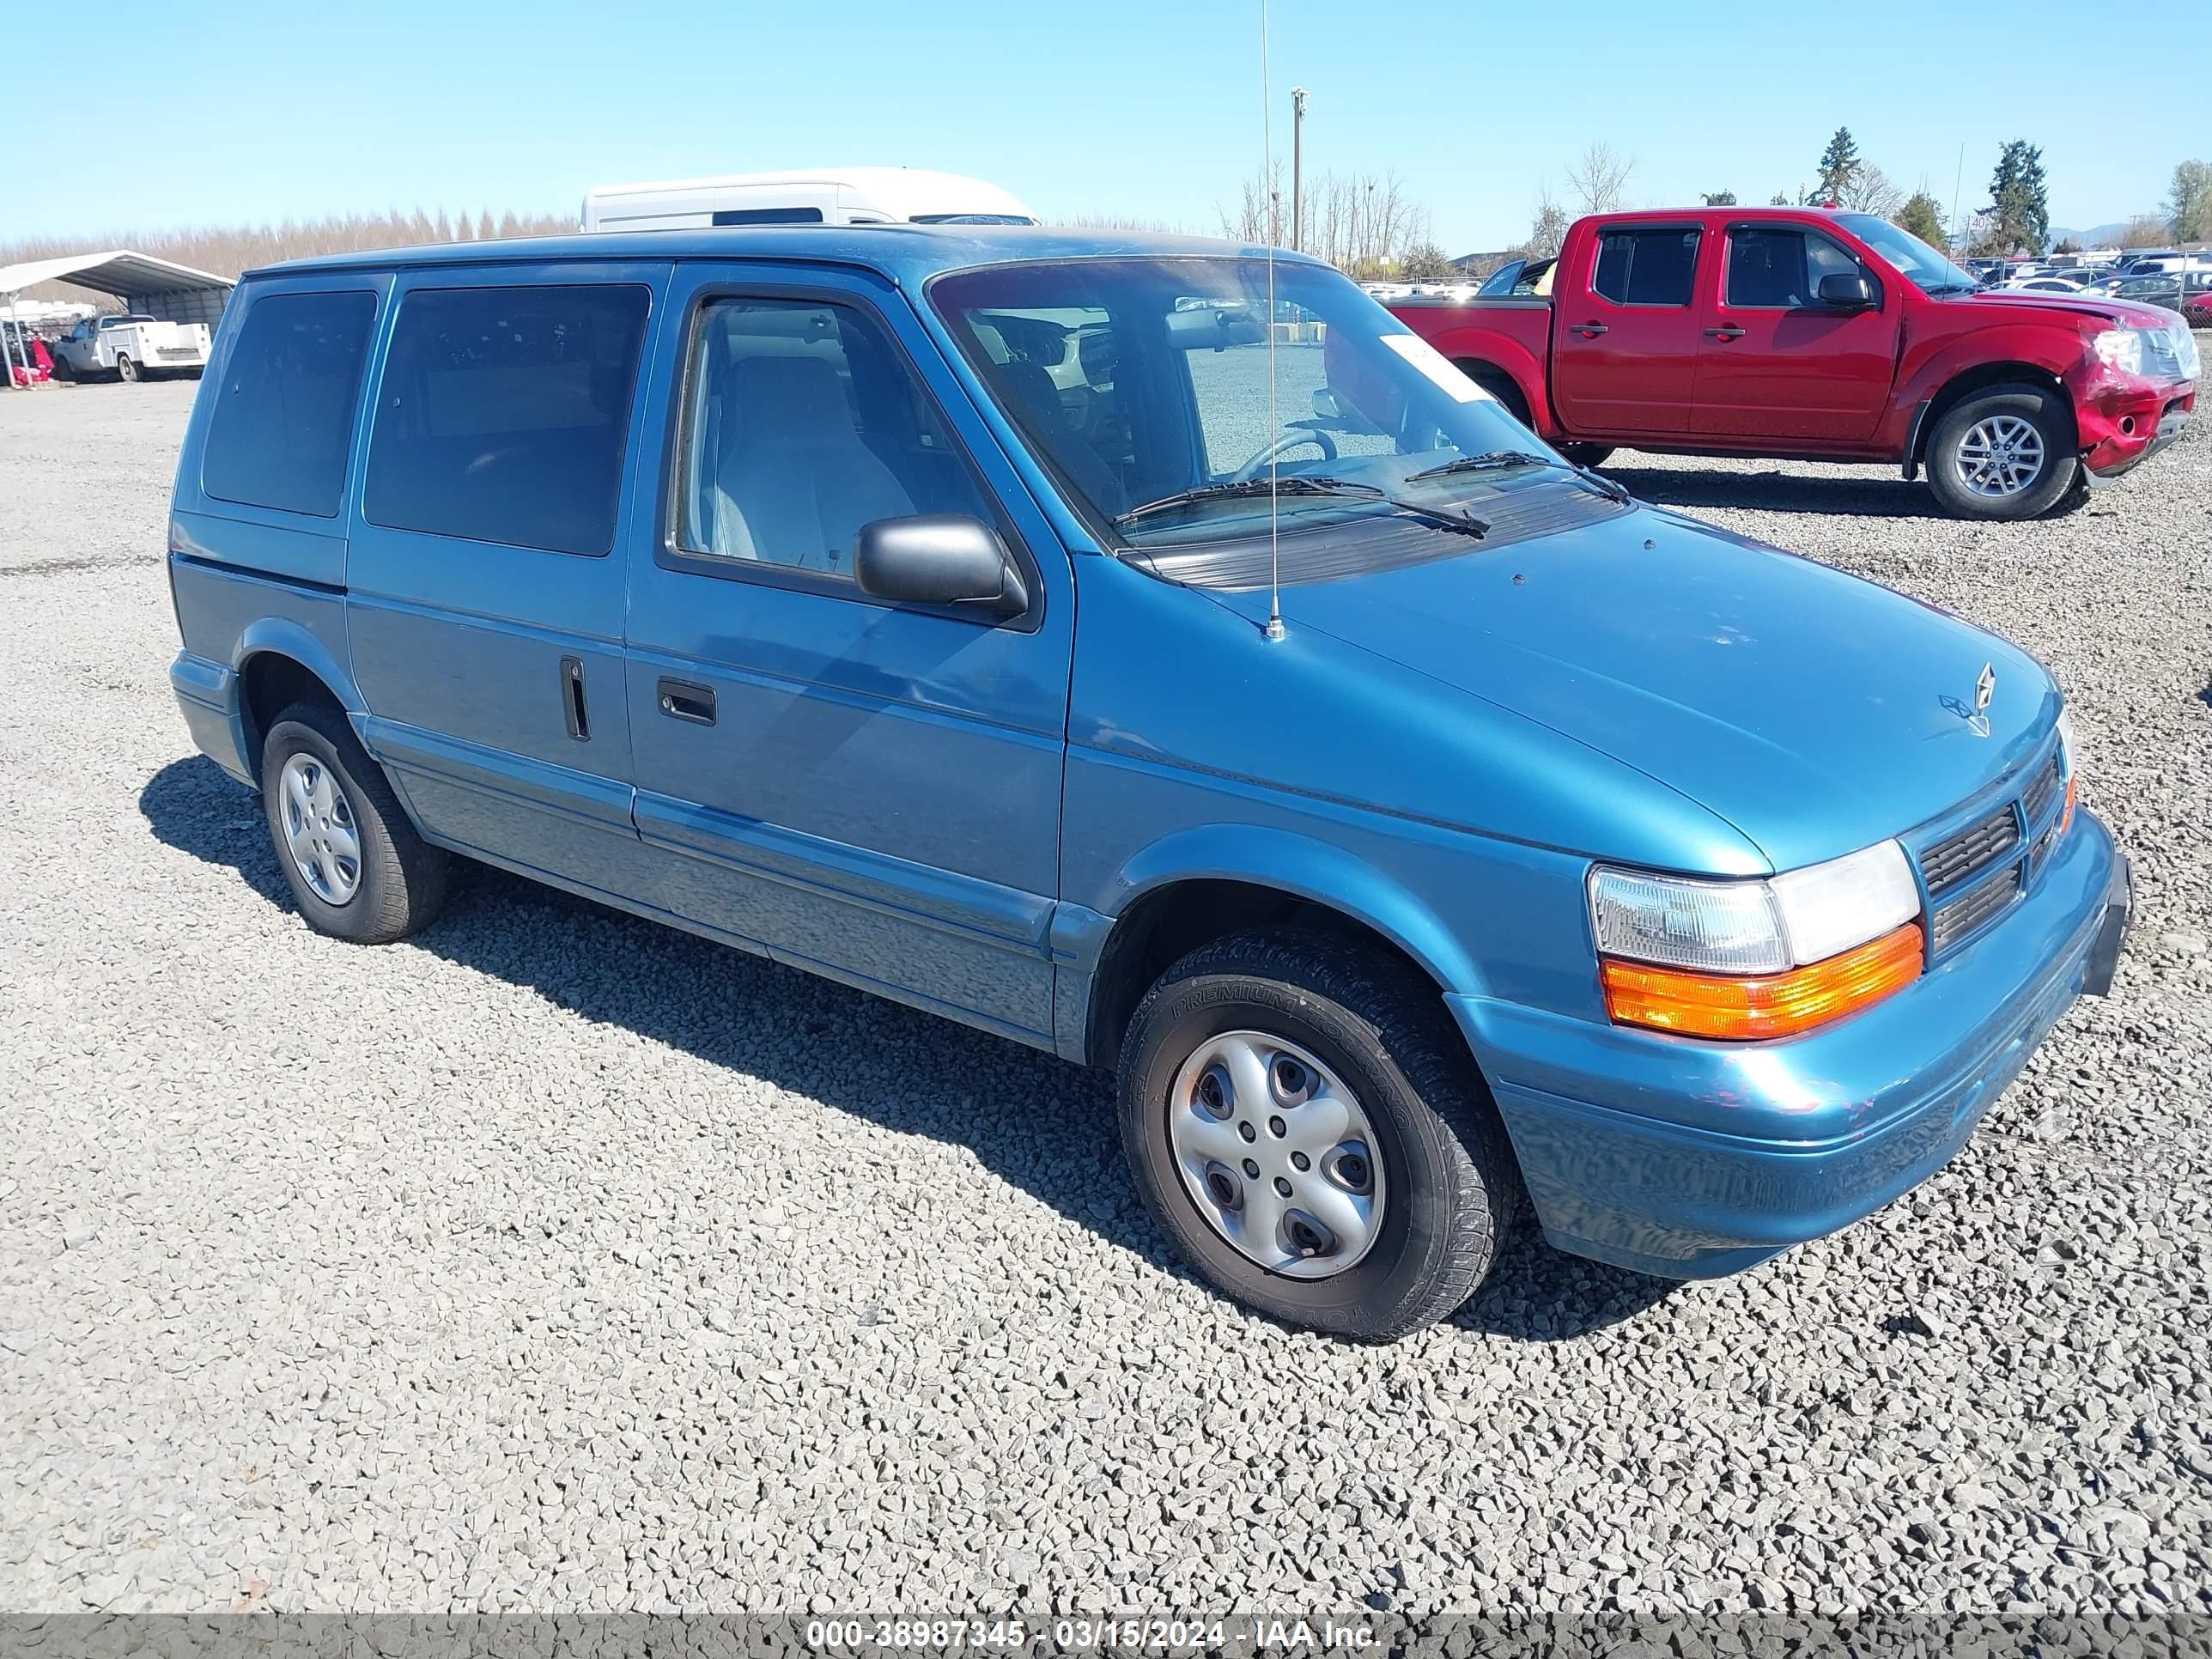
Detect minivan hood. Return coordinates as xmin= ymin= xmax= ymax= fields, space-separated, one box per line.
xmin=1209 ymin=506 xmax=2057 ymax=873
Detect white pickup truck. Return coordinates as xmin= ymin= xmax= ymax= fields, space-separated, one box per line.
xmin=52 ymin=313 xmax=211 ymax=382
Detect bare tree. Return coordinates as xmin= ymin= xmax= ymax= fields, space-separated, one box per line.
xmin=2118 ymin=213 xmax=2171 ymax=249
xmin=1838 ymin=164 xmax=1903 ymax=218
xmin=1565 ymin=143 xmax=1636 ymax=216
xmin=1521 ymin=187 xmax=1568 ymax=259
xmin=1218 ymin=164 xmax=1433 ymax=275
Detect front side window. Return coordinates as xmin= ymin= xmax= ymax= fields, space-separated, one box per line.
xmin=676 ymin=297 xmax=994 ymax=578
xmin=364 ymin=284 xmax=650 ymax=556
xmin=1592 ymin=229 xmax=1701 ymax=307
xmin=930 ymin=258 xmax=1567 ymax=551
xmin=1724 ymin=228 xmax=1874 ymax=309
xmin=202 ymin=289 xmax=377 ymax=518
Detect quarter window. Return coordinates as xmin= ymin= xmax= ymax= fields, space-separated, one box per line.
xmin=676 ymin=297 xmax=994 ymax=579
xmin=364 ymin=284 xmax=650 ymax=556
xmin=1592 ymin=229 xmax=1701 ymax=307
xmin=202 ymin=289 xmax=377 ymax=518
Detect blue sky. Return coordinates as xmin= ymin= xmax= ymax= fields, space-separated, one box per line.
xmin=2 ymin=0 xmax=2193 ymax=250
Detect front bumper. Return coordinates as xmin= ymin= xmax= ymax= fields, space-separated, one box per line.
xmin=2080 ymin=383 xmax=2194 ymax=478
xmin=1447 ymin=811 xmax=2126 ymax=1279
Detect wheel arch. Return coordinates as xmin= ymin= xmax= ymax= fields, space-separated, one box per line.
xmin=231 ymin=620 xmax=365 ymax=776
xmin=1074 ymin=828 xmax=1487 ymax=1071
xmin=1910 ymin=361 xmax=2075 ymax=469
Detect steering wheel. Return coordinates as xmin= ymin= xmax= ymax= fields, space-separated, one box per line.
xmin=1231 ymin=428 xmax=1338 ymax=483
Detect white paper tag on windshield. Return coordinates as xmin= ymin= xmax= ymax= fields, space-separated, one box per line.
xmin=1380 ymin=331 xmax=1491 ymax=402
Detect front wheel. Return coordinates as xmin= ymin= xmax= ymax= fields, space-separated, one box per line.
xmin=1117 ymin=927 xmax=1521 ymax=1340
xmin=115 ymin=355 xmax=139 ymax=384
xmin=1924 ymin=386 xmax=2078 ymax=520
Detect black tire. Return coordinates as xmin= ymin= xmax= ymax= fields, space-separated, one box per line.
xmin=50 ymin=356 xmax=72 ymax=383
xmin=259 ymin=700 xmax=447 ymax=944
xmin=1923 ymin=385 xmax=2078 ymax=520
xmin=1559 ymin=442 xmax=1615 ymax=468
xmin=1117 ymin=927 xmax=1521 ymax=1340
xmin=115 ymin=355 xmax=139 ymax=384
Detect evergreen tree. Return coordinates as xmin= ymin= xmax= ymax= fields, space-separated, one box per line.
xmin=1984 ymin=140 xmax=2049 ymax=255
xmin=2168 ymin=159 xmax=2212 ymax=243
xmin=1894 ymin=191 xmax=1947 ymax=247
xmin=1815 ymin=128 xmax=1862 ymax=205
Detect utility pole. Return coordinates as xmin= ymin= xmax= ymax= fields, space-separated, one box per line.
xmin=1290 ymin=86 xmax=1308 ymax=252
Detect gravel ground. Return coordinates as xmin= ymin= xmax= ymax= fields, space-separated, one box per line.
xmin=2 ymin=379 xmax=2209 ymax=1623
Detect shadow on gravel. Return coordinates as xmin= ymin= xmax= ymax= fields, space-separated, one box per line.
xmin=1605 ymin=464 xmax=1944 ymax=520
xmin=143 ymin=753 xmax=1668 ymax=1345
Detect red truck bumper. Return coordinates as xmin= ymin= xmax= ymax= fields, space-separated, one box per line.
xmin=2071 ymin=370 xmax=2196 ymax=479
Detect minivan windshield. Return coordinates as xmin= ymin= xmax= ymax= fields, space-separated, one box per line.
xmin=1833 ymin=214 xmax=1984 ymax=296
xmin=929 ymin=258 xmax=1561 ymax=548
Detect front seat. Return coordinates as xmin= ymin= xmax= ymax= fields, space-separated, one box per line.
xmin=711 ymin=356 xmax=915 ymax=574
xmin=996 ymin=358 xmax=1126 ymax=515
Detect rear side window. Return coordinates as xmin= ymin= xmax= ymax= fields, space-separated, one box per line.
xmin=203 ymin=289 xmax=377 ymax=518
xmin=364 ymin=284 xmax=651 ymax=556
xmin=1592 ymin=228 xmax=1701 ymax=307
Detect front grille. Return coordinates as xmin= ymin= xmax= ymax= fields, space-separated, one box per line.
xmin=2021 ymin=757 xmax=2063 ymax=830
xmin=1931 ymin=866 xmax=2022 ymax=952
xmin=1921 ymin=805 xmax=2020 ymax=896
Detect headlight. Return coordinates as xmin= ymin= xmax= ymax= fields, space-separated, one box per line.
xmin=1589 ymin=842 xmax=1923 ymax=1041
xmin=2092 ymin=327 xmax=2143 ymax=375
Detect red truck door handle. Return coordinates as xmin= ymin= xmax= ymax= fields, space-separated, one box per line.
xmin=1572 ymin=321 xmax=1608 ymax=338
xmin=1704 ymin=325 xmax=1746 ymax=341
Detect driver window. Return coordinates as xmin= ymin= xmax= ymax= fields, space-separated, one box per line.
xmin=678 ymin=297 xmax=994 ymax=577
xmin=1726 ymin=229 xmax=1872 ymax=309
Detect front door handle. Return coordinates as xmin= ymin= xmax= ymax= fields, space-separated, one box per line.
xmin=1704 ymin=325 xmax=1746 ymax=341
xmin=657 ymin=678 xmax=716 ymax=726
xmin=1572 ymin=321 xmax=1608 ymax=338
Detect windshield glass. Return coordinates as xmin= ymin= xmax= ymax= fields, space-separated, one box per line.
xmin=1834 ymin=213 xmax=1983 ymax=295
xmin=928 ymin=257 xmax=1556 ymax=547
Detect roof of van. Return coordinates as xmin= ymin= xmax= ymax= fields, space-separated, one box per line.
xmin=241 ymin=224 xmax=1325 ymax=283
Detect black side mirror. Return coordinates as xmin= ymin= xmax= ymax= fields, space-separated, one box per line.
xmin=1818 ymin=272 xmax=1876 ymax=309
xmin=854 ymin=514 xmax=1028 ymax=619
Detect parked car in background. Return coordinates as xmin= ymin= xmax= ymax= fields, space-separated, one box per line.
xmin=1386 ymin=206 xmax=2199 ymax=519
xmin=2183 ymin=283 xmax=2212 ymax=331
xmin=166 ymin=224 xmax=2128 ymax=1338
xmin=580 ymin=167 xmax=1035 ymax=232
xmin=1999 ymin=275 xmax=2088 ymax=294
xmin=52 ymin=313 xmax=211 ymax=382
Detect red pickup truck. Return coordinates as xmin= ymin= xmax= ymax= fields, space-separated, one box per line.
xmin=1389 ymin=207 xmax=2198 ymax=519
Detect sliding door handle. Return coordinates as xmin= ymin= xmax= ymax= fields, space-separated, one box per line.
xmin=657 ymin=678 xmax=716 ymax=726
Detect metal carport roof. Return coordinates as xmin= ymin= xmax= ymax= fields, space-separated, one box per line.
xmin=0 ymin=250 xmax=234 ymax=329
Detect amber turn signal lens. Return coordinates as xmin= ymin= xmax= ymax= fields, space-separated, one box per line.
xmin=2060 ymin=774 xmax=2077 ymax=837
xmin=1601 ymin=921 xmax=1924 ymax=1041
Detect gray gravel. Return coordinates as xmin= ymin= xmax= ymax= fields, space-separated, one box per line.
xmin=2 ymin=379 xmax=2209 ymax=1621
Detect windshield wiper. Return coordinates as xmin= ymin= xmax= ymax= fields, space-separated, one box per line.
xmin=1115 ymin=475 xmax=1488 ymax=540
xmin=1404 ymin=448 xmax=1553 ymax=482
xmin=1115 ymin=476 xmax=1382 ymax=525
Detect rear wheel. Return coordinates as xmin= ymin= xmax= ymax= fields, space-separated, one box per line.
xmin=259 ymin=700 xmax=447 ymax=944
xmin=1924 ymin=385 xmax=2077 ymax=520
xmin=1117 ymin=927 xmax=1520 ymax=1340
xmin=114 ymin=355 xmax=139 ymax=384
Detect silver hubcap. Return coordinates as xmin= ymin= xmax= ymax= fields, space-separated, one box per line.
xmin=1166 ymin=1030 xmax=1385 ymax=1279
xmin=1954 ymin=415 xmax=2045 ymax=498
xmin=278 ymin=753 xmax=362 ymax=906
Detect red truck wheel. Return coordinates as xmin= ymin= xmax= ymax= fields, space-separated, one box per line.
xmin=1924 ymin=386 xmax=2077 ymax=520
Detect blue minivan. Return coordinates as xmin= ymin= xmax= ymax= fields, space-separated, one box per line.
xmin=167 ymin=227 xmax=2129 ymax=1337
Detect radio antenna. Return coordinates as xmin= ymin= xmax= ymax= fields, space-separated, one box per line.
xmin=1260 ymin=0 xmax=1285 ymax=642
